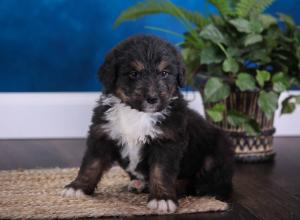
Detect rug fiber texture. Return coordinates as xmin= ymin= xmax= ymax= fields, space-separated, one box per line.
xmin=0 ymin=167 xmax=228 ymax=219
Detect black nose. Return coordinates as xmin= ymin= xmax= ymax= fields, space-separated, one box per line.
xmin=146 ymin=96 xmax=158 ymax=104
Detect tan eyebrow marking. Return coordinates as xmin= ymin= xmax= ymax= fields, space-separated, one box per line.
xmin=130 ymin=60 xmax=144 ymax=71
xmin=158 ymin=60 xmax=169 ymax=71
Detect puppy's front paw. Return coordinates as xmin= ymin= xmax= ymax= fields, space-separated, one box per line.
xmin=61 ymin=187 xmax=87 ymax=198
xmin=128 ymin=179 xmax=146 ymax=193
xmin=147 ymin=199 xmax=178 ymax=213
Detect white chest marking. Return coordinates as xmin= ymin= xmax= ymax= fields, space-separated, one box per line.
xmin=101 ymin=95 xmax=168 ymax=178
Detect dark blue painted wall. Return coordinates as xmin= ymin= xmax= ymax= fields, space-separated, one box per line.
xmin=0 ymin=0 xmax=299 ymax=92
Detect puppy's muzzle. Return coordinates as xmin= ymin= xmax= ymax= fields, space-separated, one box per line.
xmin=143 ymin=93 xmax=161 ymax=113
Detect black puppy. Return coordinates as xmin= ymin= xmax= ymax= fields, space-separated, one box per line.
xmin=62 ymin=35 xmax=234 ymax=213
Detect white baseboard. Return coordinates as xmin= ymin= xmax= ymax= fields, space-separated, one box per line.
xmin=0 ymin=91 xmax=299 ymax=139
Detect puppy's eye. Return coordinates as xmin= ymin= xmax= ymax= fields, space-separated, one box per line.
xmin=161 ymin=71 xmax=169 ymax=78
xmin=129 ymin=71 xmax=140 ymax=80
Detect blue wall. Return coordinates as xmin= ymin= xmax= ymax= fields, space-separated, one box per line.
xmin=0 ymin=0 xmax=299 ymax=92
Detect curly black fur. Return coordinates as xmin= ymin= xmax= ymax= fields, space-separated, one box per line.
xmin=65 ymin=35 xmax=234 ymax=210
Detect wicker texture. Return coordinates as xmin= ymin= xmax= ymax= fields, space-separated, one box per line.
xmin=233 ymin=131 xmax=275 ymax=162
xmin=0 ymin=166 xmax=228 ymax=219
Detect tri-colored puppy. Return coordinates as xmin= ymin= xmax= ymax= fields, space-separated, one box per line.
xmin=62 ymin=35 xmax=234 ymax=213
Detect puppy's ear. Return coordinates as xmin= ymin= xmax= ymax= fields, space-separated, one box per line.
xmin=176 ymin=53 xmax=186 ymax=87
xmin=98 ymin=51 xmax=118 ymax=91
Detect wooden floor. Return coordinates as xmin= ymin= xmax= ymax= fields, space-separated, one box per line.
xmin=0 ymin=137 xmax=300 ymax=220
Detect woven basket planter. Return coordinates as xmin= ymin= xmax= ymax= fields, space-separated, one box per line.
xmin=203 ymin=91 xmax=276 ymax=163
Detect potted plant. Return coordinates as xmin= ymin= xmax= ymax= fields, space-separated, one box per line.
xmin=114 ymin=0 xmax=300 ymax=162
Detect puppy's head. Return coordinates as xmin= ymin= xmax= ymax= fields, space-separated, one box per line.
xmin=99 ymin=35 xmax=186 ymax=112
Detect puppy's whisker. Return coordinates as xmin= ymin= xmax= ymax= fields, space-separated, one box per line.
xmin=170 ymin=96 xmax=179 ymax=101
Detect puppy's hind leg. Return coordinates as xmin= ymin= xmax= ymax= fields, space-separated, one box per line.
xmin=195 ymin=128 xmax=234 ymax=200
xmin=195 ymin=155 xmax=234 ymax=200
xmin=62 ymin=137 xmax=117 ymax=197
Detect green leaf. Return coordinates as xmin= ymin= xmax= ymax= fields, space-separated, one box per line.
xmin=227 ymin=47 xmax=241 ymax=57
xmin=256 ymin=70 xmax=270 ymax=87
xmin=249 ymin=19 xmax=264 ymax=33
xmin=222 ymin=58 xmax=239 ymax=73
xmin=246 ymin=48 xmax=271 ymax=63
xmin=206 ymin=103 xmax=225 ymax=122
xmin=280 ymin=95 xmax=300 ymax=114
xmin=204 ymin=77 xmax=230 ymax=102
xmin=229 ymin=18 xmax=251 ymax=33
xmin=199 ymin=24 xmax=227 ymax=45
xmin=144 ymin=26 xmax=183 ymax=37
xmin=281 ymin=101 xmax=296 ymax=114
xmin=258 ymin=91 xmax=279 ymax=119
xmin=272 ymin=72 xmax=291 ymax=92
xmin=258 ymin=14 xmax=277 ymax=29
xmin=229 ymin=18 xmax=263 ymax=41
xmin=181 ymin=47 xmax=202 ymax=85
xmin=200 ymin=47 xmax=223 ymax=65
xmin=182 ymin=32 xmax=204 ymax=49
xmin=243 ymin=119 xmax=260 ymax=136
xmin=227 ymin=110 xmax=248 ymax=126
xmin=278 ymin=13 xmax=295 ymax=28
xmin=235 ymin=73 xmax=256 ymax=91
xmin=236 ymin=0 xmax=274 ymax=18
xmin=114 ymin=0 xmax=208 ymax=28
xmin=244 ymin=34 xmax=263 ymax=46
xmin=227 ymin=111 xmax=260 ymax=135
xmin=208 ymin=0 xmax=235 ymax=17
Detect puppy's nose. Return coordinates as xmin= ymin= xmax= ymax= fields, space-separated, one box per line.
xmin=146 ymin=96 xmax=158 ymax=104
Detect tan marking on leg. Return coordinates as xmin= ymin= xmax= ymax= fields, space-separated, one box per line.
xmin=67 ymin=158 xmax=111 ymax=195
xmin=149 ymin=165 xmax=175 ymax=198
xmin=77 ymin=160 xmax=102 ymax=183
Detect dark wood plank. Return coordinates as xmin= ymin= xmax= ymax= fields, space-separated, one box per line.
xmin=268 ymin=137 xmax=300 ymax=199
xmin=233 ymin=166 xmax=300 ymax=220
xmin=0 ymin=139 xmax=85 ymax=170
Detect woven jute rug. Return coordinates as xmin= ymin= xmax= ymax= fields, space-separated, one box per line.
xmin=0 ymin=166 xmax=228 ymax=219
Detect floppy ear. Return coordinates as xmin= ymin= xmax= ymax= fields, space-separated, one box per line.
xmin=176 ymin=53 xmax=186 ymax=87
xmin=98 ymin=51 xmax=118 ymax=91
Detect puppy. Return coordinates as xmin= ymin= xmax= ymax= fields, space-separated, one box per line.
xmin=62 ymin=35 xmax=234 ymax=213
